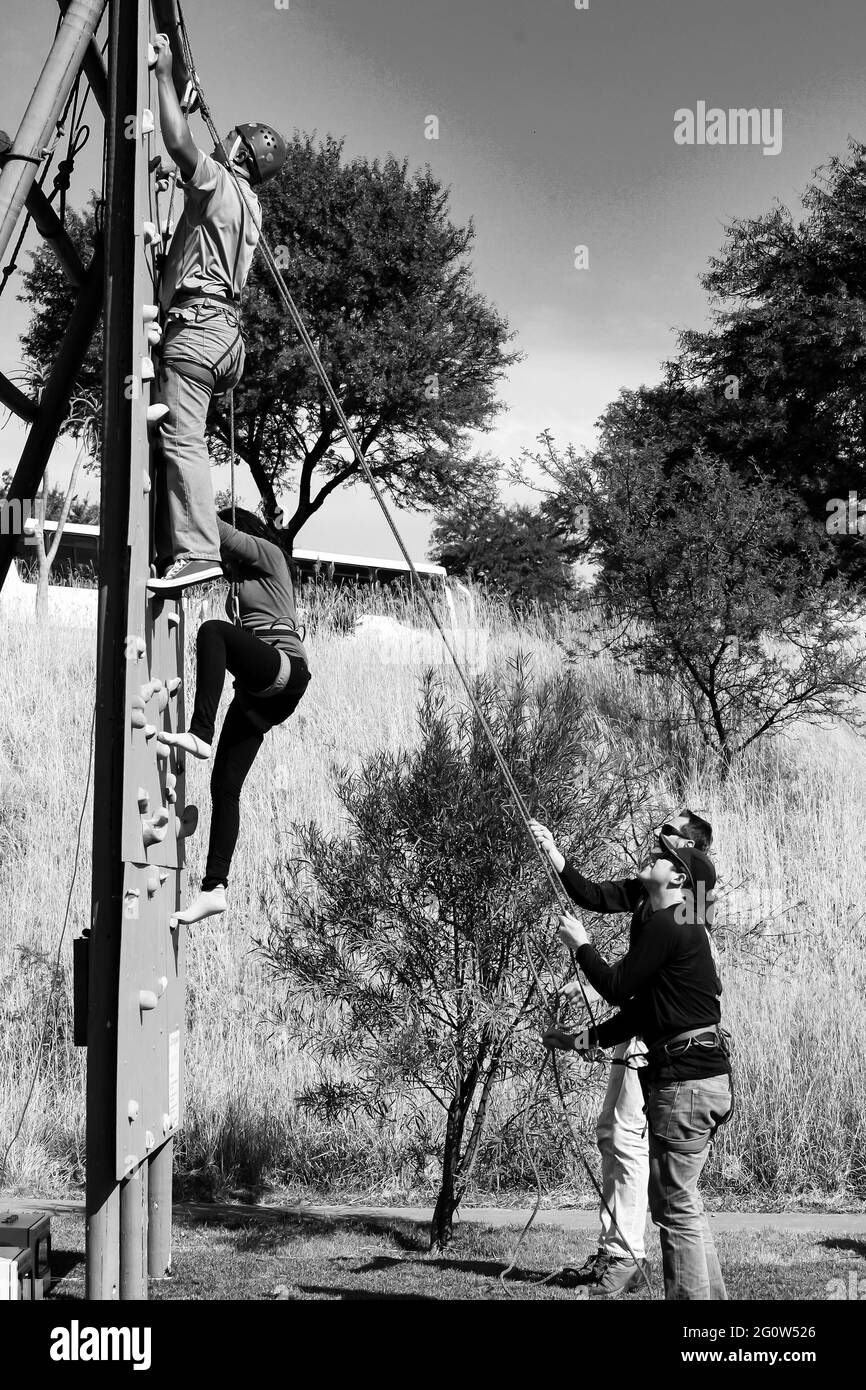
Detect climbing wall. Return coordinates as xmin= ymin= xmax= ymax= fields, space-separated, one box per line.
xmin=112 ymin=15 xmax=193 ymax=1183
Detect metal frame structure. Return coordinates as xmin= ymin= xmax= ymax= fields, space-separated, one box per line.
xmin=0 ymin=0 xmax=195 ymax=1300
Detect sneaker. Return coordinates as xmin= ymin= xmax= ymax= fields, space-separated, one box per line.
xmin=147 ymin=558 xmax=223 ymax=594
xmin=588 ymin=1253 xmax=651 ymax=1298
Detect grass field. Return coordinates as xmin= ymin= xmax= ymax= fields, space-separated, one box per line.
xmin=39 ymin=1208 xmax=866 ymax=1301
xmin=1 ymin=578 xmax=865 ymax=1206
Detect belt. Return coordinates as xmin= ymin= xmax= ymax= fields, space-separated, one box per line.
xmin=250 ymin=621 xmax=305 ymax=645
xmin=172 ymin=290 xmax=240 ymax=310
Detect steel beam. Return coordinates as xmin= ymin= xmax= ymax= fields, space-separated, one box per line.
xmin=0 ymin=0 xmax=107 ymax=265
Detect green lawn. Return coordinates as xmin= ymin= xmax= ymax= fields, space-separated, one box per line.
xmin=44 ymin=1211 xmax=866 ymax=1301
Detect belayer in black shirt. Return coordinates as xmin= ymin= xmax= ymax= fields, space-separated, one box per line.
xmin=544 ymin=837 xmax=732 ymax=1301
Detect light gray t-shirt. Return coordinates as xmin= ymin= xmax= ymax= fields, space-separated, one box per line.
xmin=160 ymin=148 xmax=262 ymax=310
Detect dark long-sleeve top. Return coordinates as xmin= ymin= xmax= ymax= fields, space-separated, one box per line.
xmin=217 ymin=519 xmax=308 ymax=666
xmin=560 ymin=860 xmax=727 ymax=1080
xmin=559 ymin=861 xmax=649 ymax=947
xmin=578 ymin=906 xmax=729 ymax=1081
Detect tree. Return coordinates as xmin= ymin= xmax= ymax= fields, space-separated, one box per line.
xmin=529 ymin=434 xmax=866 ymax=771
xmin=432 ymin=488 xmax=577 ymax=605
xmin=17 ymin=202 xmax=103 ymax=445
xmin=20 ymin=140 xmax=517 ymax=552
xmin=673 ymin=140 xmax=866 ymax=584
xmin=213 ymin=135 xmax=518 ymax=549
xmin=261 ymin=663 xmax=649 ymax=1250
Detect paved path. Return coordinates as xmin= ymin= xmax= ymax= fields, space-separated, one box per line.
xmin=3 ymin=1197 xmax=866 ymax=1233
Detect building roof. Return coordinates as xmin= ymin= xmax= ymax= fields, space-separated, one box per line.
xmin=37 ymin=521 xmax=446 ymax=578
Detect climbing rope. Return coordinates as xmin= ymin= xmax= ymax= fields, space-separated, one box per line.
xmin=172 ymin=2 xmax=652 ymax=1296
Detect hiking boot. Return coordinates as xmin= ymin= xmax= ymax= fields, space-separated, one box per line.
xmin=556 ymin=1249 xmax=608 ymax=1287
xmin=587 ymin=1253 xmax=651 ymax=1297
xmin=147 ymin=558 xmax=223 ymax=594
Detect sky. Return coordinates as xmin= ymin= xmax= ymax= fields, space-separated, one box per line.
xmin=3 ymin=0 xmax=866 ymax=559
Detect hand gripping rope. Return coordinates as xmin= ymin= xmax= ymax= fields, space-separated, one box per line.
xmin=173 ymin=1 xmax=652 ymax=1297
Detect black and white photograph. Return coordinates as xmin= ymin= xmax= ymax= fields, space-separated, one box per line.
xmin=0 ymin=0 xmax=864 ymax=1362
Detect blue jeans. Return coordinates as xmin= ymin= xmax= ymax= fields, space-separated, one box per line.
xmin=155 ymin=303 xmax=245 ymax=566
xmin=645 ymin=1074 xmax=732 ymax=1300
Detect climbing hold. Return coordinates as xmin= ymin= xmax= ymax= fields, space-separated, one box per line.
xmin=157 ymin=976 xmax=168 ymax=998
xmin=137 ymin=789 xmax=150 ymax=813
xmin=146 ymin=321 xmax=162 ymax=346
xmin=127 ymin=1100 xmax=140 ymax=1121
xmin=127 ymin=635 xmax=147 ymax=659
xmin=131 ymin=707 xmax=147 ymax=731
xmin=162 ymin=1114 xmax=172 ymax=1135
xmin=145 ymin=865 xmax=161 ymax=897
xmin=124 ymin=888 xmax=140 ymax=920
xmin=142 ymin=220 xmax=160 ymax=246
xmin=146 ymin=43 xmax=157 ymax=68
xmin=156 ymin=685 xmax=169 ymax=713
xmin=146 ymin=402 xmax=169 ymax=426
xmin=176 ymin=805 xmax=198 ymax=840
xmin=142 ymin=470 xmax=151 ymax=495
xmin=142 ymin=302 xmax=159 ymax=323
xmin=138 ymin=990 xmax=158 ymax=1011
xmin=144 ymin=723 xmax=157 ymax=740
xmin=165 ymin=771 xmax=177 ymax=805
xmin=159 ymin=217 xmax=174 ymax=240
xmin=167 ymin=611 xmax=180 ymax=631
xmin=142 ymin=807 xmax=169 ymax=848
xmin=167 ymin=676 xmax=182 ymax=697
xmin=145 ymin=1131 xmax=155 ymax=1152
xmin=154 ymin=738 xmax=171 ymax=761
xmin=141 ymin=108 xmax=155 ymax=135
xmin=140 ymin=679 xmax=160 ymax=702
xmin=141 ymin=357 xmax=155 ymax=381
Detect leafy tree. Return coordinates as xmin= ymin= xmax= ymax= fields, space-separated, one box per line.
xmin=16 ymin=202 xmax=103 ymax=448
xmin=216 ymin=135 xmax=518 ymax=548
xmin=529 ymin=434 xmax=866 ymax=771
xmin=261 ymin=663 xmax=648 ymax=1250
xmin=20 ymin=138 xmax=517 ymax=552
xmin=432 ymin=487 xmax=577 ymax=605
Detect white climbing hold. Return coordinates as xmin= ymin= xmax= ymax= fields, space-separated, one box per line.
xmin=128 ymin=1100 xmax=140 ymax=1121
xmin=142 ymin=302 xmax=159 ymax=323
xmin=141 ymin=357 xmax=155 ymax=381
xmin=141 ymin=108 xmax=155 ymax=135
xmin=142 ymin=221 xmax=159 ymax=246
xmin=146 ymin=402 xmax=169 ymax=426
xmin=146 ymin=43 xmax=157 ymax=69
xmin=138 ymin=990 xmax=158 ymax=1011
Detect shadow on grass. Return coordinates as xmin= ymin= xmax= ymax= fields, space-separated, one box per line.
xmin=819 ymin=1237 xmax=866 ymax=1258
xmin=221 ymin=1215 xmax=428 ymax=1256
xmin=297 ymin=1284 xmax=438 ymax=1301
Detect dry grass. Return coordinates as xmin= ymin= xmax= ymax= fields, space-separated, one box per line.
xmin=1 ymin=580 xmax=865 ymax=1203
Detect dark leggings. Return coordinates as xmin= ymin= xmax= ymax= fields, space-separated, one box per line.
xmin=188 ymin=620 xmax=310 ymax=889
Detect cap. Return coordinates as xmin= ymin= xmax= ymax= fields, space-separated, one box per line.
xmin=658 ymin=834 xmax=717 ymax=897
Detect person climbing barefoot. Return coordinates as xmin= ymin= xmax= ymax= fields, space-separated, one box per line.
xmin=169 ymin=507 xmax=311 ymax=927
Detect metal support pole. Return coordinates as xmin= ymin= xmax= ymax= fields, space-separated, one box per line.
xmin=85 ymin=0 xmax=135 ymax=1301
xmin=0 ymin=246 xmax=103 ymax=591
xmin=57 ymin=0 xmax=109 ymax=116
xmin=0 ymin=0 xmax=106 ymax=265
xmin=147 ymin=1140 xmax=173 ymax=1279
xmin=25 ymin=182 xmax=87 ymax=286
xmin=120 ymin=1163 xmax=148 ymax=1301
